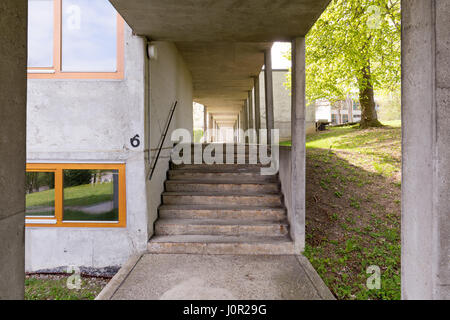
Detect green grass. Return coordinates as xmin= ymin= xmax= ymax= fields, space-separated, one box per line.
xmin=282 ymin=121 xmax=401 ymax=180
xmin=297 ymin=121 xmax=402 ymax=300
xmin=25 ymin=275 xmax=107 ymax=300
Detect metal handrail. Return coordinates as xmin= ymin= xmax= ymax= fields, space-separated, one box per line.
xmin=148 ymin=101 xmax=178 ymax=180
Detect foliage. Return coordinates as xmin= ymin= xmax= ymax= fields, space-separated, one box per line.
xmin=284 ymin=0 xmax=401 ymax=127
xmin=377 ymin=89 xmax=401 ymax=121
xmin=193 ymin=129 xmax=204 ymax=143
xmin=63 ymin=169 xmax=93 ymax=187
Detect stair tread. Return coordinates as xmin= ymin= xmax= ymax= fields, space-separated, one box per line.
xmin=159 ymin=204 xmax=285 ymax=211
xmin=165 ymin=180 xmax=279 ymax=185
xmin=156 ymin=218 xmax=288 ymax=226
xmin=169 ymin=169 xmax=272 ymax=173
xmin=149 ymin=234 xmax=292 ymax=244
xmin=162 ymin=191 xmax=281 ymax=197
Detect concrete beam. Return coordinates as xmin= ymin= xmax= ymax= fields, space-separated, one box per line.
xmin=402 ymin=0 xmax=450 ymax=300
xmin=264 ymin=49 xmax=275 ymax=145
xmin=0 ymin=0 xmax=27 ymax=300
xmin=111 ymin=0 xmax=332 ymax=42
xmin=291 ymin=37 xmax=306 ymax=253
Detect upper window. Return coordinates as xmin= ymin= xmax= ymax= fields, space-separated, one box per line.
xmin=27 ymin=0 xmax=124 ymax=79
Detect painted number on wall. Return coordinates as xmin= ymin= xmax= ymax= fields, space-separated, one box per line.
xmin=130 ymin=134 xmax=141 ymax=148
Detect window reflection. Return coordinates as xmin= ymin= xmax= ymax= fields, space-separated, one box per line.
xmin=63 ymin=169 xmax=119 ymax=221
xmin=28 ymin=0 xmax=54 ymax=68
xmin=61 ymin=0 xmax=118 ymax=72
xmin=26 ymin=172 xmax=55 ymax=217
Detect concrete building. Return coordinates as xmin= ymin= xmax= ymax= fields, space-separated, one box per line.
xmin=315 ymin=99 xmax=362 ymax=124
xmin=23 ymin=1 xmax=193 ymax=272
xmin=1 ymin=0 xmax=450 ymax=300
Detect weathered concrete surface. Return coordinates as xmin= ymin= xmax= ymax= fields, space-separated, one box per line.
xmin=402 ymin=0 xmax=450 ymax=299
xmin=107 ymin=254 xmax=334 ymax=300
xmin=110 ymin=0 xmax=330 ymax=42
xmin=146 ymin=41 xmax=194 ymax=238
xmin=26 ymin=24 xmax=149 ymax=271
xmin=178 ymin=42 xmax=271 ymax=113
xmin=0 ymin=0 xmax=27 ymax=299
xmin=258 ymin=70 xmax=315 ymax=143
xmin=290 ymin=38 xmax=306 ymax=253
xmin=110 ymin=1 xmax=330 ymax=126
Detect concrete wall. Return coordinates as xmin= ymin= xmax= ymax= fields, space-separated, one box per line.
xmin=402 ymin=0 xmax=450 ymax=299
xmin=145 ymin=41 xmax=193 ymax=237
xmin=0 ymin=0 xmax=27 ymax=299
xmin=259 ymin=70 xmax=315 ymax=142
xmin=25 ymin=25 xmax=149 ymax=271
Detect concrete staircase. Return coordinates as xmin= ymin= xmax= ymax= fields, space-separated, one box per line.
xmin=147 ymin=144 xmax=295 ymax=255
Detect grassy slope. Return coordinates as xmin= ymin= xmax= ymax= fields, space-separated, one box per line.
xmin=285 ymin=121 xmax=401 ymax=300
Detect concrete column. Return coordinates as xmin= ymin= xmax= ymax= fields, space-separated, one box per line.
xmin=209 ymin=114 xmax=213 ymax=142
xmin=253 ymin=76 xmax=261 ymax=144
xmin=0 ymin=0 xmax=27 ymax=300
xmin=244 ymin=100 xmax=249 ymax=144
xmin=290 ymin=37 xmax=306 ymax=253
xmin=264 ymin=48 xmax=275 ymax=145
xmin=402 ymin=0 xmax=450 ymax=300
xmin=203 ymin=106 xmax=208 ymax=140
xmin=248 ymin=90 xmax=254 ymax=143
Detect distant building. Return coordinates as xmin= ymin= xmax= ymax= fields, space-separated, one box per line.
xmin=315 ymin=97 xmax=380 ymax=125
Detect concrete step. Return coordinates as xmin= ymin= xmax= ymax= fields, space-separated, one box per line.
xmin=179 ymin=143 xmax=272 ymax=152
xmin=155 ymin=219 xmax=289 ymax=237
xmin=162 ymin=192 xmax=283 ymax=206
xmin=168 ymin=170 xmax=278 ymax=182
xmin=171 ymin=163 xmax=269 ymax=170
xmin=147 ymin=235 xmax=295 ymax=255
xmin=158 ymin=205 xmax=287 ymax=221
xmin=164 ymin=180 xmax=280 ymax=193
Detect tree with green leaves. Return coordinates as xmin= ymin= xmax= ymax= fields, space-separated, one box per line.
xmin=285 ymin=0 xmax=401 ymax=128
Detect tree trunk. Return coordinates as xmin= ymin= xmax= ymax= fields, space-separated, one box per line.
xmin=359 ymin=64 xmax=382 ymax=128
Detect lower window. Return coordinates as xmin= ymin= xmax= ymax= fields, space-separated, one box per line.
xmin=26 ymin=163 xmax=126 ymax=227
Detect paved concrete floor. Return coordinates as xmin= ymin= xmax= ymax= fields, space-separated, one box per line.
xmin=101 ymin=254 xmax=334 ymax=300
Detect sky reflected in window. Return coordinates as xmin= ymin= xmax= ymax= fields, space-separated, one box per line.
xmin=62 ymin=0 xmax=117 ymax=72
xmin=28 ymin=0 xmax=54 ymax=68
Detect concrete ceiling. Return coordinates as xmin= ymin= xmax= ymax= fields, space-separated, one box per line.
xmin=110 ymin=0 xmax=330 ymax=114
xmin=176 ymin=42 xmax=271 ymax=111
xmin=111 ymin=0 xmax=330 ymax=42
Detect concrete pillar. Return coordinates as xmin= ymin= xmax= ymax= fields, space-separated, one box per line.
xmin=290 ymin=37 xmax=306 ymax=253
xmin=402 ymin=0 xmax=450 ymax=300
xmin=203 ymin=106 xmax=208 ymax=140
xmin=0 ymin=0 xmax=27 ymax=300
xmin=248 ymin=90 xmax=254 ymax=143
xmin=244 ymin=100 xmax=249 ymax=144
xmin=264 ymin=48 xmax=275 ymax=145
xmin=209 ymin=114 xmax=213 ymax=142
xmin=253 ymin=76 xmax=261 ymax=144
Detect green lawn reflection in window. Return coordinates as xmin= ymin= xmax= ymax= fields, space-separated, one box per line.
xmin=62 ymin=169 xmax=119 ymax=221
xmin=26 ymin=172 xmax=55 ymax=217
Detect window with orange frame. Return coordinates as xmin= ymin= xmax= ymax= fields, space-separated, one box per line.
xmin=25 ymin=163 xmax=126 ymax=228
xmin=27 ymin=0 xmax=124 ymax=79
